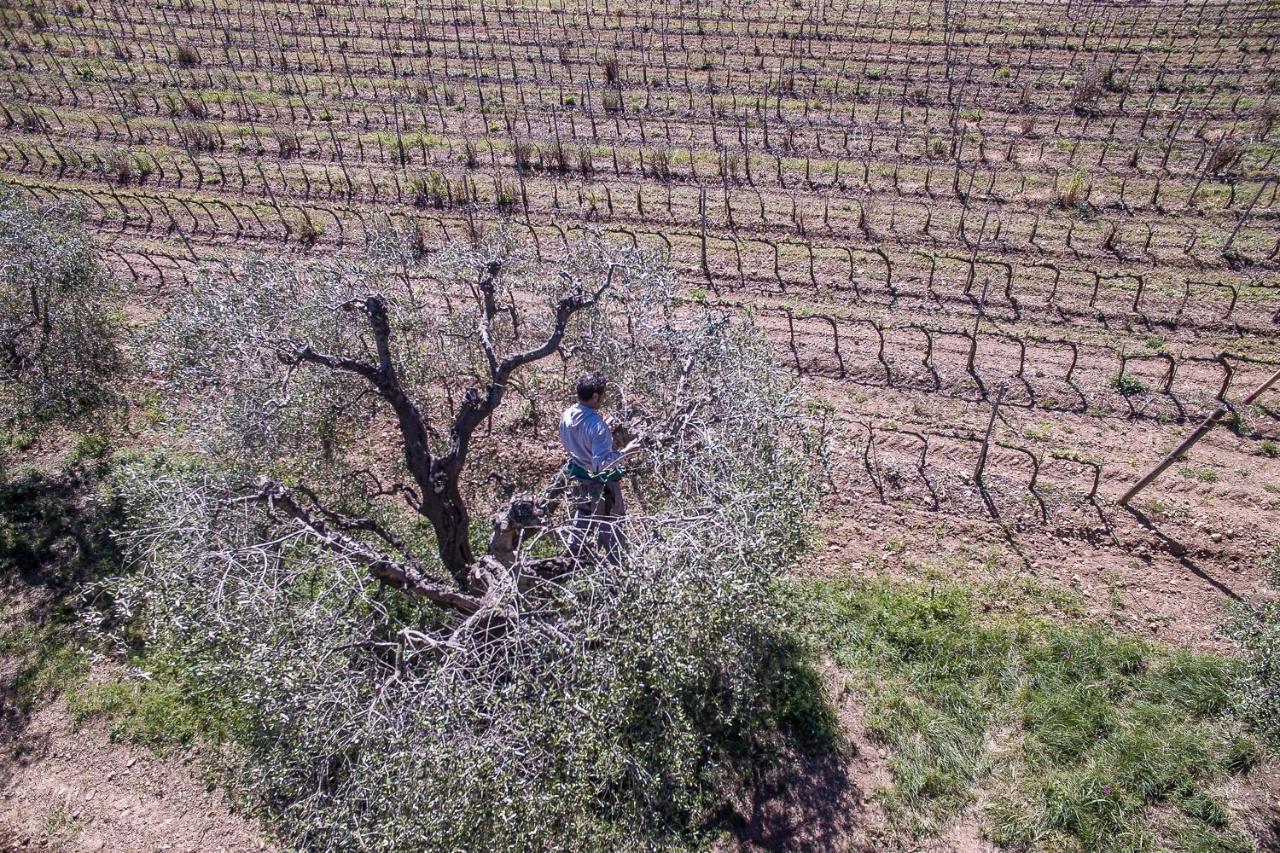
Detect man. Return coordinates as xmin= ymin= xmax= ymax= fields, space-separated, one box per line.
xmin=559 ymin=372 xmax=636 ymax=561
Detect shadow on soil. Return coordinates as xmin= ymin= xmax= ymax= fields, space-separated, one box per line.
xmin=1124 ymin=505 xmax=1242 ymax=601
xmin=709 ymin=631 xmax=862 ymax=852
xmin=0 ymin=463 xmax=122 ymax=788
xmin=726 ymin=750 xmax=862 ymax=851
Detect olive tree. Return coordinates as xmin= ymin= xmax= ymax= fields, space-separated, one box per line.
xmin=0 ymin=183 xmax=124 ymax=430
xmin=114 ymin=225 xmax=824 ymax=849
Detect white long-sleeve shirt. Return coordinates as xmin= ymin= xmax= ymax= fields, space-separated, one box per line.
xmin=559 ymin=402 xmax=621 ymax=474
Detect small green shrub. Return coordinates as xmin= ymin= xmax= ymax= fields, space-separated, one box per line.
xmin=1225 ymin=550 xmax=1280 ymax=746
xmin=1110 ymin=373 xmax=1148 ymax=397
xmin=408 ymin=170 xmax=449 ymax=208
xmin=0 ymin=428 xmax=34 ymax=452
xmin=66 ymin=432 xmax=111 ymax=465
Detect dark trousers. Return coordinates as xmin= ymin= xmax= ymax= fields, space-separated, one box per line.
xmin=568 ymin=478 xmax=625 ymax=562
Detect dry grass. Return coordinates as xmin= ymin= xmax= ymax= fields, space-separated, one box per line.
xmin=1208 ymin=137 xmax=1244 ymax=174
xmin=174 ymin=44 xmax=201 ymax=67
xmin=648 ymin=146 xmax=672 ymax=181
xmin=274 ymin=132 xmax=300 ymax=160
xmin=602 ymin=55 xmax=620 ymax=85
xmin=1070 ymin=69 xmax=1106 ymax=115
xmin=1056 ymin=169 xmax=1090 ymax=210
xmin=512 ymin=138 xmax=534 ymax=173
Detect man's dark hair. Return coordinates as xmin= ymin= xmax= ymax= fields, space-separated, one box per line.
xmin=576 ymin=372 xmax=608 ymax=402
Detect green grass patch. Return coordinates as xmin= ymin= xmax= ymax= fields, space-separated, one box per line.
xmin=789 ymin=576 xmax=1258 ymax=849
xmin=68 ymin=648 xmax=250 ymax=751
xmin=1224 ymin=550 xmax=1280 ymax=748
xmin=0 ymin=621 xmax=88 ymax=712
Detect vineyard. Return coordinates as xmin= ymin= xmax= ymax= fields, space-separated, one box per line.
xmin=2 ymin=0 xmax=1280 ymax=846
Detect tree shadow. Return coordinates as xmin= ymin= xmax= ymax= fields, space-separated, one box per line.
xmin=708 ymin=632 xmax=862 ymax=851
xmin=725 ymin=749 xmax=862 ymax=851
xmin=0 ymin=462 xmax=123 ymax=788
xmin=1258 ymin=816 xmax=1280 ymax=853
xmin=1 ymin=464 xmax=122 ymax=591
xmin=732 ymin=737 xmax=870 ymax=850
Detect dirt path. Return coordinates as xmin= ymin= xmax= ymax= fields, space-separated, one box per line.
xmin=0 ymin=698 xmax=269 ymax=853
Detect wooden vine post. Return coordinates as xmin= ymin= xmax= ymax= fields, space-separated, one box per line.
xmin=973 ymin=384 xmax=1006 ymax=486
xmin=1118 ymin=365 xmax=1280 ymax=506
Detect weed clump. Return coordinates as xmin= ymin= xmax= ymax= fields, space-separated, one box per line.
xmin=1110 ymin=373 xmax=1148 ymax=397
xmin=180 ymin=123 xmax=220 ymax=152
xmin=511 ymin=137 xmax=534 ymax=173
xmin=601 ymin=54 xmax=620 ymax=86
xmin=1070 ymin=68 xmax=1108 ymax=115
xmin=647 ymin=145 xmax=672 ymax=181
xmin=1208 ymin=137 xmax=1244 ymax=174
xmin=295 ymin=216 xmax=323 ymax=247
xmin=15 ymin=106 xmax=46 ymax=133
xmin=273 ymin=131 xmax=299 ymax=159
xmin=1056 ymin=169 xmax=1090 ymax=210
xmin=407 ymin=170 xmax=448 ymax=208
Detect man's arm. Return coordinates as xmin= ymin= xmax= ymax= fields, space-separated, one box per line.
xmin=588 ymin=418 xmax=624 ymax=473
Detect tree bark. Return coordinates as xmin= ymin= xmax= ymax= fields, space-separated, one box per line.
xmin=418 ymin=478 xmax=475 ymax=586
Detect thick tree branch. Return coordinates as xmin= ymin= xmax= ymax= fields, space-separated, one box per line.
xmin=251 ymin=479 xmax=483 ymax=615
xmin=291 ymin=482 xmax=421 ymax=566
xmin=476 ymin=260 xmax=502 ymax=380
xmin=1 ymin=285 xmax=46 ymax=373
xmin=279 ymin=295 xmax=476 ymax=586
xmin=287 ymin=344 xmax=380 ymax=383
xmin=280 ymin=297 xmax=438 ymax=506
xmin=365 ymin=294 xmax=397 ymax=377
xmin=498 ymin=268 xmax=615 ymax=379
